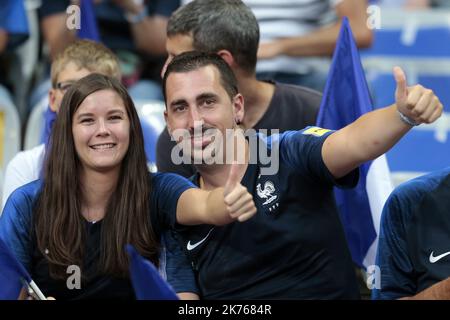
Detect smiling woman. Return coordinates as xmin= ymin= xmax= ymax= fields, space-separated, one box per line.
xmin=0 ymin=73 xmax=257 ymax=300
xmin=72 ymin=89 xmax=130 ymax=175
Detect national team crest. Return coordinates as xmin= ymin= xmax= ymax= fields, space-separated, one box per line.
xmin=256 ymin=175 xmax=279 ymax=214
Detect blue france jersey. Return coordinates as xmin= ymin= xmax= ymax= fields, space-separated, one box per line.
xmin=373 ymin=167 xmax=450 ymax=300
xmin=172 ymin=128 xmax=361 ymax=299
xmin=0 ymin=173 xmax=197 ymax=299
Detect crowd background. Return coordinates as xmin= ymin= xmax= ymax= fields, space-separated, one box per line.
xmin=0 ymin=0 xmax=449 ymax=300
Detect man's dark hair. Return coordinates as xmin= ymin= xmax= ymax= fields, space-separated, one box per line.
xmin=163 ymin=51 xmax=239 ymax=103
xmin=167 ymin=0 xmax=259 ymax=75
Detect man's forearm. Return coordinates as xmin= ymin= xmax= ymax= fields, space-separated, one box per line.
xmin=323 ymin=67 xmax=442 ymax=179
xmin=345 ymin=105 xmax=411 ymax=164
xmin=274 ymin=20 xmax=371 ymax=57
xmin=267 ymin=0 xmax=372 ymax=58
xmin=323 ymin=105 xmax=411 ymax=178
xmin=176 ymin=188 xmax=235 ymax=226
xmin=113 ymin=0 xmax=167 ymax=56
xmin=130 ymin=16 xmax=168 ymax=56
xmin=41 ymin=14 xmax=76 ymax=60
xmin=0 ymin=29 xmax=8 ymax=53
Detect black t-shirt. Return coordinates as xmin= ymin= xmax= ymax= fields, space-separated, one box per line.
xmin=156 ymin=82 xmax=321 ymax=177
xmin=173 ymin=130 xmax=360 ymax=299
xmin=31 ymin=220 xmax=135 ymax=300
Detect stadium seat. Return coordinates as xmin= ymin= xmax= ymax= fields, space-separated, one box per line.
xmin=134 ymin=100 xmax=166 ymax=172
xmin=361 ymin=27 xmax=450 ymax=58
xmin=24 ymin=96 xmax=48 ymax=150
xmin=0 ymin=169 xmax=3 ymax=208
xmin=0 ymin=94 xmax=21 ymax=173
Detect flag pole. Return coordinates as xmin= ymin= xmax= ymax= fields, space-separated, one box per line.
xmin=29 ymin=280 xmax=47 ymax=300
xmin=21 ymin=278 xmax=47 ymax=300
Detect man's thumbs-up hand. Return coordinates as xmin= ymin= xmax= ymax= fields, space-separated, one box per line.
xmin=224 ymin=162 xmax=257 ymax=222
xmin=394 ymin=66 xmax=443 ymax=125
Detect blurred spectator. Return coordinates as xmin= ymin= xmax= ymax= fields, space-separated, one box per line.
xmin=373 ymin=167 xmax=450 ymax=300
xmin=430 ymin=0 xmax=450 ymax=8
xmin=374 ymin=0 xmax=430 ymax=8
xmin=36 ymin=0 xmax=180 ymax=103
xmin=246 ymin=0 xmax=373 ymax=92
xmin=0 ymin=0 xmax=29 ymax=108
xmin=180 ymin=0 xmax=372 ymax=91
xmin=157 ymin=0 xmax=321 ymax=178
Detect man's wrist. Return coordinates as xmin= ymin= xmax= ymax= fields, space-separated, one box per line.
xmin=397 ymin=109 xmax=419 ymax=126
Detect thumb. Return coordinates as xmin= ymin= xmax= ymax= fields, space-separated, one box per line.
xmin=224 ymin=161 xmax=240 ymax=196
xmin=394 ymin=66 xmax=408 ymax=104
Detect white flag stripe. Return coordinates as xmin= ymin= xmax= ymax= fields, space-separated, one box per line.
xmin=363 ymin=155 xmax=393 ymax=268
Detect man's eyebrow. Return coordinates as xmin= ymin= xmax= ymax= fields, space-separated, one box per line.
xmin=169 ymin=92 xmax=219 ymax=109
xmin=196 ymin=93 xmax=218 ymax=101
xmin=169 ymin=99 xmax=187 ymax=109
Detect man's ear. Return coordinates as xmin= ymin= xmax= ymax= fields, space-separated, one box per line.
xmin=217 ymin=49 xmax=236 ymax=68
xmin=48 ymin=88 xmax=58 ymax=112
xmin=233 ymin=93 xmax=245 ymax=126
xmin=164 ymin=109 xmax=173 ymax=134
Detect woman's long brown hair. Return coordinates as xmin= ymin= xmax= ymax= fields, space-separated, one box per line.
xmin=35 ymin=73 xmax=159 ymax=279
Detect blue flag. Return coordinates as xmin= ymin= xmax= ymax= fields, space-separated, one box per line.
xmin=126 ymin=245 xmax=178 ymax=300
xmin=0 ymin=237 xmax=31 ymax=299
xmin=77 ymin=0 xmax=100 ymax=41
xmin=317 ymin=17 xmax=392 ymax=268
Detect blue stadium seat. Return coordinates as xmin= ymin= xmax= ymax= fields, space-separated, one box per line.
xmin=134 ymin=100 xmax=166 ymax=172
xmin=361 ymin=26 xmax=450 ymax=58
xmin=387 ymin=127 xmax=450 ymax=172
xmin=24 ymin=96 xmax=48 ymax=150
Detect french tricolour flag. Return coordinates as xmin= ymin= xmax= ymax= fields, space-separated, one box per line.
xmin=316 ymin=18 xmax=393 ymax=269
